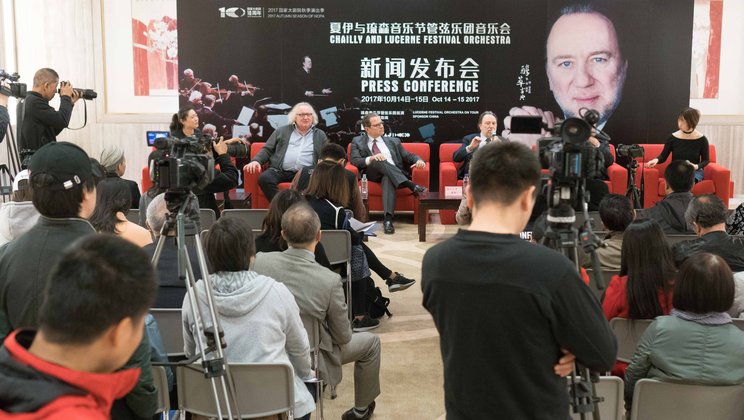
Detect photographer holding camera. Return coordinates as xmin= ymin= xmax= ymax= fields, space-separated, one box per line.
xmin=169 ymin=105 xmax=239 ymax=216
xmin=19 ymin=68 xmax=80 ymax=163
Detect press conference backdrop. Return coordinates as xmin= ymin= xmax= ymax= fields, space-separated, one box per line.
xmin=177 ymin=0 xmax=693 ymax=146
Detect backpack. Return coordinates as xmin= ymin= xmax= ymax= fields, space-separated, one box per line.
xmin=366 ymin=277 xmax=392 ymax=319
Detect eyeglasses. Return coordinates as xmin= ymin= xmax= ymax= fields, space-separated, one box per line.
xmin=297 ymin=113 xmax=313 ymax=117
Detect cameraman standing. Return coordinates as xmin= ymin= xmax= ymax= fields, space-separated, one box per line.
xmin=19 ymin=68 xmax=79 ymax=163
xmin=0 ymin=87 xmax=9 ymax=142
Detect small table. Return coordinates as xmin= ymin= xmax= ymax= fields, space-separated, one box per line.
xmin=417 ymin=191 xmax=462 ymax=242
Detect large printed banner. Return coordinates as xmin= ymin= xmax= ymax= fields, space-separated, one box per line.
xmin=177 ymin=0 xmax=693 ymax=146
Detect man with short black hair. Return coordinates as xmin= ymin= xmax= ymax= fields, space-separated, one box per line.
xmin=674 ymin=194 xmax=744 ymax=271
xmin=350 ymin=112 xmax=427 ymax=234
xmin=582 ymin=193 xmax=634 ymax=270
xmin=253 ymin=204 xmax=381 ymax=420
xmin=0 ymin=234 xmax=157 ymax=418
xmin=423 ymin=141 xmax=616 ymax=419
xmin=19 ymin=68 xmax=80 ymax=163
xmin=637 ymin=160 xmax=695 ymax=234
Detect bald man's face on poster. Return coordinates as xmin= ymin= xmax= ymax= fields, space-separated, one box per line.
xmin=546 ymin=11 xmax=627 ymax=126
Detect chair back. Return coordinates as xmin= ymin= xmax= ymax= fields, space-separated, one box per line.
xmin=609 ymin=318 xmax=654 ymax=363
xmin=630 ymin=378 xmax=744 ymax=420
xmin=221 ymin=208 xmax=268 ymax=230
xmin=300 ymin=314 xmax=321 ymax=365
xmin=126 ymin=208 xmax=140 ymax=224
xmin=318 ymin=230 xmax=353 ymax=320
xmin=403 ymin=142 xmax=430 ymax=162
xmin=200 ymin=208 xmax=217 ymax=230
xmin=733 ymin=318 xmax=744 ymax=332
xmin=665 ymin=234 xmax=697 ymax=247
xmin=151 ymin=366 xmax=171 ymax=416
xmin=584 ymin=270 xmax=618 ymax=300
xmin=150 ymin=308 xmax=185 ymax=357
xmin=177 ymin=362 xmax=294 ymax=418
xmin=568 ymin=376 xmax=623 ymax=420
xmin=575 ymin=211 xmax=605 ymax=230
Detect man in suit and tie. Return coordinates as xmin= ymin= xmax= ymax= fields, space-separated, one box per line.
xmin=350 ymin=112 xmax=427 ymax=234
xmin=253 ymin=204 xmax=381 ymax=420
xmin=452 ymin=111 xmax=506 ymax=179
xmin=245 ymin=102 xmax=329 ymax=201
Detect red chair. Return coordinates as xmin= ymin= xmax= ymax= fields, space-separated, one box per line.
xmin=242 ymin=142 xmax=292 ymax=209
xmin=637 ymin=144 xmax=731 ymax=208
xmin=347 ymin=143 xmax=430 ymax=223
xmin=439 ymin=143 xmax=464 ymax=225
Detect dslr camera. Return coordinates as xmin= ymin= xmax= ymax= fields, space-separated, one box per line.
xmin=150 ymin=134 xmax=215 ymax=193
xmin=0 ymin=70 xmax=27 ymax=98
xmin=57 ymin=81 xmax=97 ymax=100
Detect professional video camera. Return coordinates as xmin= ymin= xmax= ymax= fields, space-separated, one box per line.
xmin=0 ymin=70 xmax=26 ymax=98
xmin=538 ymin=109 xmax=605 ymax=208
xmin=616 ymin=143 xmax=644 ymax=159
xmin=56 ymin=81 xmax=97 ymax=100
xmin=150 ymin=135 xmax=215 ymax=194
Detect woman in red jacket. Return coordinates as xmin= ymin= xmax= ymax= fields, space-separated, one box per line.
xmin=602 ymin=218 xmax=676 ymax=376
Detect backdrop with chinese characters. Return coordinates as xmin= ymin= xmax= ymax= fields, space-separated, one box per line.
xmin=175 ymin=0 xmax=693 ymax=150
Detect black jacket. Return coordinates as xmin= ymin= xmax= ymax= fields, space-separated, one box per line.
xmin=0 ymin=217 xmax=94 ymax=338
xmin=19 ymin=91 xmax=74 ymax=152
xmin=637 ymin=191 xmax=694 ymax=234
xmin=0 ymin=105 xmax=9 ymax=143
xmin=142 ymin=238 xmax=202 ymax=308
xmin=674 ymin=231 xmax=744 ymax=271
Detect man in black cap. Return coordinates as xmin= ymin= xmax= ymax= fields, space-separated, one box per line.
xmin=0 ymin=141 xmax=101 ymax=338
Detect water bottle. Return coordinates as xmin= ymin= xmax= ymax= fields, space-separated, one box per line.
xmin=462 ymin=174 xmax=469 ymax=198
xmin=361 ymin=174 xmax=368 ymax=200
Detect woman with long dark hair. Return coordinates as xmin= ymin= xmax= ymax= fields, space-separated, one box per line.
xmin=255 ymin=189 xmax=332 ymax=269
xmin=305 ymin=161 xmax=415 ymax=331
xmin=169 ymin=104 xmax=201 ymax=138
xmin=603 ymin=218 xmax=676 ymax=320
xmin=90 ymin=177 xmax=152 ymax=247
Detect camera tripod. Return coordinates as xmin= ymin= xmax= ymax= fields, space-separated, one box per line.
xmin=150 ymin=191 xmax=242 ymax=419
xmin=540 ymin=187 xmax=607 ymax=420
xmin=625 ymin=159 xmax=643 ymax=209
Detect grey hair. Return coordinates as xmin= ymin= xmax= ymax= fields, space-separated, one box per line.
xmin=287 ymin=102 xmax=319 ymax=125
xmin=99 ymin=145 xmax=125 ymax=173
xmin=685 ymin=194 xmax=727 ymax=229
xmin=146 ymin=193 xmax=168 ymax=235
xmin=281 ymin=203 xmax=320 ymax=246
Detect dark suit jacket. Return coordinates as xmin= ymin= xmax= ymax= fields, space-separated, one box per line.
xmin=349 ymin=134 xmax=421 ymax=174
xmin=251 ymin=124 xmax=328 ymax=171
xmin=452 ymin=133 xmax=508 ymax=179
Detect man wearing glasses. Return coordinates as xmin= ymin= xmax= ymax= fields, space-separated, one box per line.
xmin=350 ymin=112 xmax=427 ymax=234
xmin=246 ymin=102 xmax=329 ymax=201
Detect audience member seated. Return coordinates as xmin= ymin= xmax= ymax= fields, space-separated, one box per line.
xmin=581 ymin=194 xmax=635 ymax=271
xmin=624 ymin=253 xmax=744 ymax=405
xmin=253 ymin=204 xmax=381 ymax=420
xmin=305 ymin=161 xmax=416 ymax=331
xmin=142 ymin=193 xmax=202 ymax=308
xmin=0 ymin=234 xmax=157 ymax=418
xmin=0 ymin=170 xmax=39 ymax=247
xmin=90 ymin=177 xmax=152 ymax=247
xmin=255 ymin=189 xmax=332 ymax=269
xmin=182 ymin=216 xmax=315 ymax=419
xmin=292 ymin=143 xmax=366 ymax=221
xmin=602 ymin=218 xmax=676 ymax=377
xmin=100 ymin=144 xmax=141 ymax=209
xmin=455 ymin=194 xmax=471 ymax=226
xmin=0 ymin=142 xmax=101 ymax=339
xmin=636 ymin=160 xmax=695 ymax=234
xmin=675 ymin=194 xmax=744 ymax=272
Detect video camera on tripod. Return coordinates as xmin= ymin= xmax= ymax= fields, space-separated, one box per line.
xmin=615 ymin=144 xmax=644 ymax=209
xmin=149 ymin=134 xmax=215 ymax=194
xmin=0 ymin=69 xmax=26 ymax=98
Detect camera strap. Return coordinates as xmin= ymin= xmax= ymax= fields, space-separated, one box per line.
xmin=66 ymin=100 xmax=88 ymax=131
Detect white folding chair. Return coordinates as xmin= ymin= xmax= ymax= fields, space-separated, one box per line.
xmin=222 ymin=208 xmax=269 ymax=230
xmin=199 ymin=208 xmax=217 ymax=231
xmin=733 ymin=318 xmax=744 ymax=331
xmin=301 ymin=314 xmax=324 ymax=419
xmin=568 ymin=376 xmax=623 ymax=420
xmin=149 ymin=308 xmax=185 ymax=358
xmin=151 ymin=366 xmax=171 ymax=420
xmin=630 ymin=378 xmax=744 ymax=420
xmin=609 ymin=318 xmax=654 ymax=363
xmin=177 ymin=362 xmax=294 ymax=419
xmin=319 ymin=230 xmax=353 ymax=321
